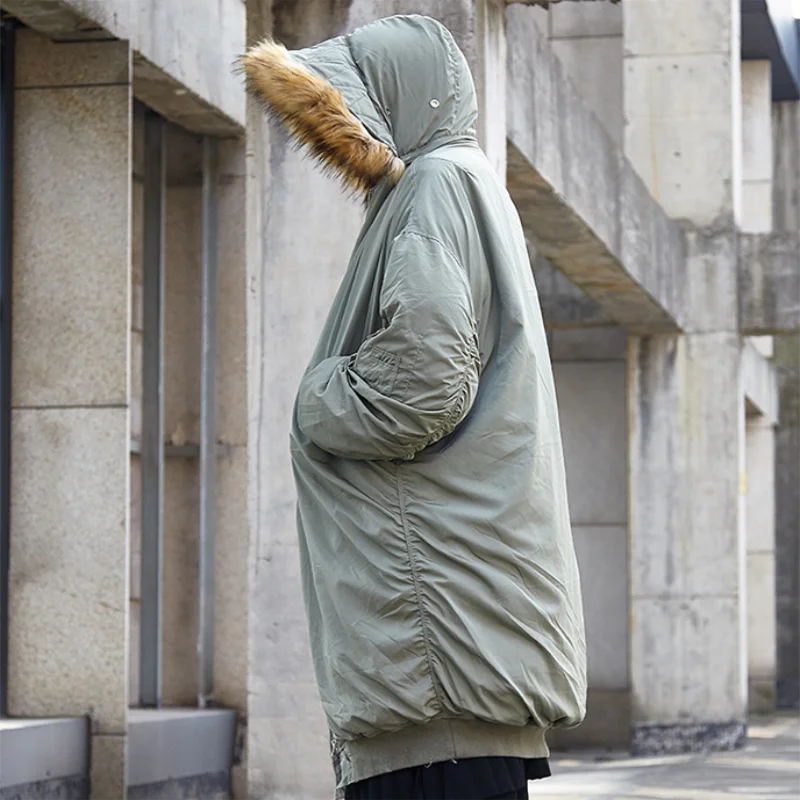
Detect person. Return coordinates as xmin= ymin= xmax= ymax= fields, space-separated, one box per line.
xmin=243 ymin=14 xmax=587 ymax=800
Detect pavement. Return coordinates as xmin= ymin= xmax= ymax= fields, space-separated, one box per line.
xmin=529 ymin=715 xmax=800 ymax=800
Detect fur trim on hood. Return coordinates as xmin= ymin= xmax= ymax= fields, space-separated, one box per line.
xmin=241 ymin=39 xmax=406 ymax=195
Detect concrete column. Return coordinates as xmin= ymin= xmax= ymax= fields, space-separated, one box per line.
xmin=741 ymin=61 xmax=773 ymax=234
xmin=624 ymin=0 xmax=747 ymax=753
xmin=9 ymin=29 xmax=132 ymax=798
xmin=548 ymin=0 xmax=623 ymax=145
xmin=774 ymin=331 xmax=799 ymax=709
xmin=473 ymin=0 xmax=507 ymax=178
xmin=771 ymin=102 xmax=800 ymax=711
xmin=741 ymin=61 xmax=776 ymax=714
xmin=535 ymin=1 xmax=627 ymax=747
xmin=547 ymin=328 xmax=630 ymax=749
xmin=745 ymin=413 xmax=777 ymax=712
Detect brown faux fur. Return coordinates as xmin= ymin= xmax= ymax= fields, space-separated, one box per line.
xmin=241 ymin=39 xmax=406 ymax=195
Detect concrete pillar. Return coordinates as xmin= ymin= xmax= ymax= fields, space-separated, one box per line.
xmin=624 ymin=0 xmax=747 ymax=753
xmin=745 ymin=413 xmax=777 ymax=712
xmin=740 ymin=60 xmax=776 ymax=713
xmin=774 ymin=331 xmax=799 ymax=709
xmin=534 ymin=2 xmax=628 ymax=747
xmin=548 ymin=0 xmax=623 ymax=145
xmin=473 ymin=0 xmax=507 ymax=177
xmin=741 ymin=61 xmax=773 ymax=234
xmin=547 ymin=328 xmax=630 ymax=749
xmin=771 ymin=101 xmax=800 ymax=711
xmin=9 ymin=29 xmax=132 ymax=798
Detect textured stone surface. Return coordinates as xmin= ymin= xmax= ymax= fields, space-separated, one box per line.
xmin=774 ymin=333 xmax=800 ymax=709
xmin=90 ymin=734 xmax=127 ymax=800
xmin=13 ymin=82 xmax=130 ymax=408
xmin=532 ymin=256 xmax=610 ymax=329
xmin=547 ymin=689 xmax=630 ymax=750
xmin=507 ymin=6 xmax=685 ymax=331
xmin=128 ymin=772 xmax=229 ymax=800
xmin=745 ymin=418 xmax=776 ymax=554
xmin=743 ymin=341 xmax=779 ymax=424
xmin=217 ymin=140 xmax=248 ymax=448
xmin=0 ymin=777 xmax=88 ymax=800
xmin=571 ymin=526 xmax=628 ymax=689
xmin=550 ymin=0 xmax=622 ymax=37
xmin=623 ymin=0 xmax=734 ymax=56
xmin=628 ymin=332 xmax=746 ymax=733
xmin=551 ymin=35 xmax=623 ymax=145
xmin=629 ymin=334 xmax=742 ymax=598
xmin=549 ymin=326 xmax=627 ymax=361
xmin=773 ymin=101 xmax=800 ymax=233
xmin=739 ymin=232 xmax=800 ymax=334
xmin=554 ymin=362 xmax=627 ymax=526
xmin=630 ymin=596 xmax=744 ymax=728
xmin=15 ymin=28 xmax=129 ymax=87
xmin=130 ymin=0 xmax=245 ymax=129
xmin=213 ymin=445 xmax=249 ymax=711
xmin=747 ymin=552 xmax=777 ymax=682
xmin=741 ymin=61 xmax=773 ymax=235
xmin=14 ymin=0 xmax=246 ymax=132
xmin=631 ymin=721 xmax=746 ymax=756
xmin=8 ymin=408 xmax=129 ymax=733
xmin=625 ymin=54 xmax=737 ymax=227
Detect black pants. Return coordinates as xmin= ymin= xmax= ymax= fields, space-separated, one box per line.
xmin=344 ymin=756 xmax=549 ymax=800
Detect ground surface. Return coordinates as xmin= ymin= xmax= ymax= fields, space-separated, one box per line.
xmin=530 ymin=715 xmax=799 ymax=800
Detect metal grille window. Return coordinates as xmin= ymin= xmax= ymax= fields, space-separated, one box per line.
xmin=134 ymin=106 xmax=220 ymax=709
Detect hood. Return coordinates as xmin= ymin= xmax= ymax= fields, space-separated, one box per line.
xmin=242 ymin=15 xmax=479 ymax=195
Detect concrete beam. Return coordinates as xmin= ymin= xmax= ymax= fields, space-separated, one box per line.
xmin=743 ymin=339 xmax=780 ymax=423
xmin=532 ymin=253 xmax=611 ymax=329
xmin=1 ymin=0 xmax=245 ymax=136
xmin=0 ymin=0 xmax=109 ymax=39
xmin=739 ymin=232 xmax=800 ymax=334
xmin=506 ymin=6 xmax=686 ymax=334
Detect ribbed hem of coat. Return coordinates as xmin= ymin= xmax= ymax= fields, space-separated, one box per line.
xmin=337 ymin=719 xmax=550 ymax=789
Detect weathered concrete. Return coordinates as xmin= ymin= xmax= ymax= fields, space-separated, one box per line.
xmin=0 ymin=777 xmax=88 ymax=800
xmin=533 ymin=255 xmax=610 ymax=329
xmin=742 ymin=339 xmax=780 ymax=422
xmin=628 ymin=334 xmax=746 ymax=751
xmin=773 ymin=100 xmax=800 ymax=231
xmin=746 ymin=414 xmax=777 ymax=713
xmin=771 ymin=100 xmax=800 ymax=712
xmin=507 ymin=6 xmax=685 ymax=333
xmin=0 ymin=0 xmax=110 ymax=40
xmin=741 ymin=60 xmax=773 ymax=233
xmin=549 ymin=0 xmax=623 ymax=146
xmin=774 ymin=332 xmax=800 ymax=709
xmin=0 ymin=0 xmax=245 ymax=135
xmin=9 ymin=32 xmax=131 ymax=799
xmin=624 ymin=0 xmax=748 ymax=755
xmin=739 ymin=232 xmax=800 ymax=334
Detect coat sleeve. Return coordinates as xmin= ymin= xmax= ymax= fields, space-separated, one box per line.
xmin=296 ymin=230 xmax=482 ymax=460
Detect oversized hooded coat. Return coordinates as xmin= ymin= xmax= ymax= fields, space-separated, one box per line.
xmin=243 ymin=14 xmax=587 ymax=789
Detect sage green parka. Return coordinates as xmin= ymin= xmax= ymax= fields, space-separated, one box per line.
xmin=243 ymin=14 xmax=587 ymax=788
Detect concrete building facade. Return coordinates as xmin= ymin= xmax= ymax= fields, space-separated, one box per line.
xmin=0 ymin=1 xmax=797 ymax=798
